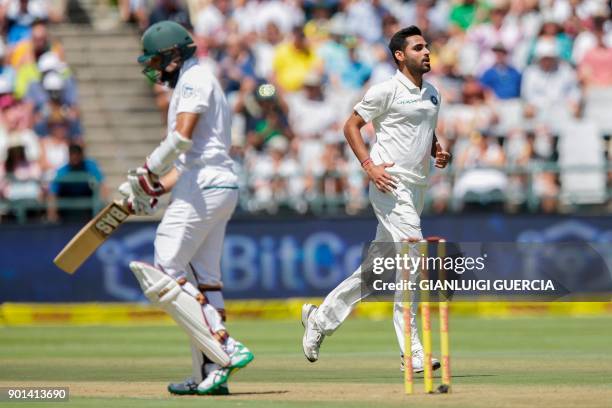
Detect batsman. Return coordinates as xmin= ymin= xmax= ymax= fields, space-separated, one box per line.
xmin=118 ymin=21 xmax=253 ymax=395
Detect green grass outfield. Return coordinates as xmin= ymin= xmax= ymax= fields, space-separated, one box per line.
xmin=1 ymin=316 xmax=612 ymax=407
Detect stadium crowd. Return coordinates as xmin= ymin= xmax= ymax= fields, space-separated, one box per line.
xmin=1 ymin=0 xmax=611 ymax=222
xmin=125 ymin=0 xmax=611 ymax=215
xmin=0 ymin=0 xmax=106 ymax=222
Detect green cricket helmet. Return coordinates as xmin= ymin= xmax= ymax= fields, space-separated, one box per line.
xmin=138 ymin=20 xmax=196 ymax=86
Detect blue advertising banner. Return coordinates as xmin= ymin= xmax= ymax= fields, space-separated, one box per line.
xmin=1 ymin=215 xmax=611 ymax=302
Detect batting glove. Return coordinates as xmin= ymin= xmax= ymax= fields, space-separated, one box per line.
xmin=118 ymin=182 xmax=158 ymax=216
xmin=127 ymin=165 xmax=167 ymax=200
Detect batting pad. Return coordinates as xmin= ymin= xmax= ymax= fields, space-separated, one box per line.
xmin=129 ymin=261 xmax=230 ymax=367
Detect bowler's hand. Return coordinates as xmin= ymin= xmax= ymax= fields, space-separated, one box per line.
xmin=364 ymin=162 xmax=398 ymax=193
xmin=434 ymin=142 xmax=451 ymax=169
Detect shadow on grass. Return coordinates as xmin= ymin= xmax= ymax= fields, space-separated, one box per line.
xmin=226 ymin=390 xmax=290 ymax=396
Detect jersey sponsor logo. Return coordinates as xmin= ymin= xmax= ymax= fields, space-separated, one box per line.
xmin=182 ymin=84 xmax=195 ymax=99
xmin=430 ymin=95 xmax=438 ymax=105
xmin=397 ymin=98 xmax=420 ymax=105
xmin=93 ymin=204 xmax=129 ymax=237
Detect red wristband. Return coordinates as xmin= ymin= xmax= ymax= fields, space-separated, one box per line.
xmin=361 ymin=158 xmax=373 ymax=168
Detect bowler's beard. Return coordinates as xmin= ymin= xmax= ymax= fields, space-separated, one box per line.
xmin=406 ymin=59 xmax=430 ymax=75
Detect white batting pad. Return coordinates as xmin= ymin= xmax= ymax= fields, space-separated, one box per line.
xmin=129 ymin=261 xmax=230 ymax=367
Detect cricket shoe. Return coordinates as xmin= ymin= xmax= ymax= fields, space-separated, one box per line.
xmin=196 ymin=341 xmax=254 ymax=395
xmin=400 ymin=349 xmax=441 ymax=373
xmin=301 ymin=303 xmax=325 ymax=362
xmin=168 ymin=378 xmax=229 ymax=396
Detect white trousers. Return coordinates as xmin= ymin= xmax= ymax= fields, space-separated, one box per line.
xmin=313 ymin=182 xmax=426 ymax=354
xmin=153 ymin=168 xmax=238 ymax=379
xmin=154 ymin=168 xmax=238 ymax=289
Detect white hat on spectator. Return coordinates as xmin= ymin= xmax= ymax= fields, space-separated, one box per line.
xmin=38 ymin=51 xmax=67 ymax=74
xmin=28 ymin=0 xmax=49 ymax=19
xmin=267 ymin=136 xmax=289 ymax=152
xmin=592 ymin=5 xmax=610 ymax=18
xmin=534 ymin=39 xmax=559 ymax=59
xmin=7 ymin=0 xmax=48 ymax=19
xmin=0 ymin=76 xmax=13 ymax=94
xmin=43 ymin=72 xmax=65 ymax=91
xmin=303 ymin=71 xmax=323 ymax=87
xmin=328 ymin=18 xmax=347 ymax=36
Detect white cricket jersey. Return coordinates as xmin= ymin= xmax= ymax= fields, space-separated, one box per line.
xmin=168 ymin=57 xmax=236 ymax=185
xmin=354 ymin=70 xmax=441 ymax=186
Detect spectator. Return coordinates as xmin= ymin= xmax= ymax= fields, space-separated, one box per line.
xmin=12 ymin=19 xmax=65 ymax=98
xmin=341 ymin=36 xmax=371 ymax=90
xmin=572 ymin=14 xmax=612 ymax=64
xmin=550 ymin=0 xmax=604 ymax=26
xmin=449 ymin=0 xmax=480 ymax=32
xmin=252 ymin=22 xmax=283 ymax=79
xmin=578 ymin=30 xmax=612 ymax=89
xmin=518 ymin=131 xmax=559 ymax=213
xmin=287 ymin=71 xmax=336 ymax=139
xmin=507 ymin=0 xmax=543 ymax=41
xmin=26 ymin=51 xmax=78 ymax=110
xmin=272 ymin=26 xmax=322 ymax=92
xmin=248 ymin=136 xmax=304 ymax=213
xmin=39 ymin=117 xmax=69 ymax=183
xmin=47 ymin=144 xmax=106 ymax=222
xmin=235 ymin=81 xmax=292 ymax=150
xmin=346 ymin=0 xmax=387 ymax=43
xmin=378 ymin=13 xmax=400 ymax=46
xmin=0 ymin=43 xmax=16 ymax=97
xmin=33 ymin=71 xmax=81 ymax=139
xmin=319 ymin=140 xmax=347 ymax=206
xmin=248 ymin=0 xmax=305 ymax=36
xmin=453 ymin=131 xmax=508 ymax=209
xmin=479 ymin=43 xmax=522 ymax=100
xmin=521 ymin=39 xmax=581 ymax=123
xmin=367 ymin=43 xmax=395 ymax=84
xmin=317 ymin=20 xmax=350 ymax=86
xmin=217 ymin=34 xmax=256 ymax=94
xmin=5 ymin=0 xmax=48 ymax=44
xmin=0 ymin=91 xmax=39 ymax=164
xmin=194 ymin=0 xmax=231 ymax=50
xmin=148 ymin=0 xmax=191 ymax=30
xmin=526 ymin=20 xmax=573 ymax=65
xmin=10 ymin=19 xmax=64 ymax=67
xmin=448 ymin=77 xmax=496 ymax=140
xmin=0 ymin=143 xmax=42 ymax=204
xmin=118 ymin=0 xmax=148 ymax=30
xmin=231 ymin=0 xmax=259 ymax=35
xmin=427 ymin=33 xmax=464 ymax=104
xmin=466 ymin=5 xmax=522 ymax=74
xmin=303 ymin=2 xmax=334 ymax=46
xmin=397 ymin=0 xmax=446 ymax=38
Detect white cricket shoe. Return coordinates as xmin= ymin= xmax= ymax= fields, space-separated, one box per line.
xmin=400 ymin=349 xmax=441 ymax=373
xmin=301 ymin=304 xmax=325 ymax=362
xmin=196 ymin=340 xmax=254 ymax=395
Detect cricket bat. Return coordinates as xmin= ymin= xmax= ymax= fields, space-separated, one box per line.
xmin=53 ymin=200 xmax=131 ymax=274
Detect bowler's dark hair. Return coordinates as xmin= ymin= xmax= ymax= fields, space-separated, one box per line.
xmin=389 ymin=26 xmax=422 ymax=65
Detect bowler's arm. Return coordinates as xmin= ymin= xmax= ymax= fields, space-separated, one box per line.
xmin=343 ymin=111 xmax=370 ymax=164
xmin=344 ymin=112 xmax=397 ymax=192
